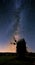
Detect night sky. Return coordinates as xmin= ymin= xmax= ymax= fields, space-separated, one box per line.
xmin=0 ymin=0 xmax=35 ymax=52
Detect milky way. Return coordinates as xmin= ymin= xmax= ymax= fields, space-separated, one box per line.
xmin=0 ymin=0 xmax=35 ymax=52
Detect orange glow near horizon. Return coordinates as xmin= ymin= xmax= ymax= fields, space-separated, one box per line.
xmin=0 ymin=44 xmax=33 ymax=53
xmin=0 ymin=43 xmax=16 ymax=53
xmin=0 ymin=43 xmax=33 ymax=53
xmin=0 ymin=34 xmax=20 ymax=53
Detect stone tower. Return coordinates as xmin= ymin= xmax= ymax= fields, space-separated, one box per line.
xmin=17 ymin=38 xmax=27 ymax=59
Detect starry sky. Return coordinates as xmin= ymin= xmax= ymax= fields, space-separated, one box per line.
xmin=0 ymin=0 xmax=35 ymax=52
